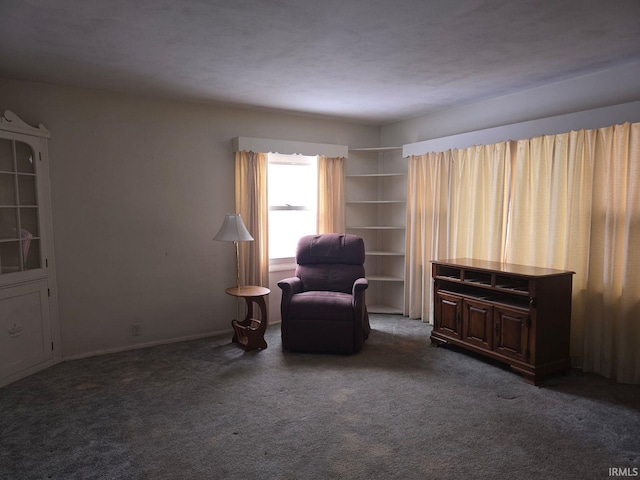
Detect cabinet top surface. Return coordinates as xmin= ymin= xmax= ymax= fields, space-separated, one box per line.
xmin=432 ymin=258 xmax=575 ymax=277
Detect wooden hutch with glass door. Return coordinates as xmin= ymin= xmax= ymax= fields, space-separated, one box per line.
xmin=0 ymin=110 xmax=59 ymax=387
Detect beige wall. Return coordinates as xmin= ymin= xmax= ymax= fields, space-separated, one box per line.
xmin=0 ymin=78 xmax=379 ymax=358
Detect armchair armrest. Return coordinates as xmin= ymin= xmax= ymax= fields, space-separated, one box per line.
xmin=352 ymin=277 xmax=368 ymax=296
xmin=352 ymin=277 xmax=368 ymax=313
xmin=278 ymin=277 xmax=302 ymax=321
xmin=352 ymin=277 xmax=370 ymax=349
xmin=278 ymin=277 xmax=302 ymax=297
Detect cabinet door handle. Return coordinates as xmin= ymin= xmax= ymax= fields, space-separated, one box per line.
xmin=8 ymin=323 xmax=23 ymax=338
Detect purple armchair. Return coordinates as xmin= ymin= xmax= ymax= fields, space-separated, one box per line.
xmin=278 ymin=234 xmax=371 ymax=353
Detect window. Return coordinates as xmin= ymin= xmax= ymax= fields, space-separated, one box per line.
xmin=268 ymin=153 xmax=317 ymax=259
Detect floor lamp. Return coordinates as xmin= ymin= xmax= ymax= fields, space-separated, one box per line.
xmin=214 ymin=213 xmax=270 ymax=351
xmin=213 ymin=213 xmax=254 ymax=288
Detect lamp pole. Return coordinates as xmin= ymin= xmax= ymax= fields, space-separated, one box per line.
xmin=234 ymin=240 xmax=240 ymax=288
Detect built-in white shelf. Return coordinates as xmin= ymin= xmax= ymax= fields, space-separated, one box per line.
xmin=346 ymin=146 xmax=406 ymax=316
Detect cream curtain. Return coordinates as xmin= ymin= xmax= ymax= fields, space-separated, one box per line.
xmin=449 ymin=143 xmax=510 ymax=261
xmin=405 ymin=144 xmax=509 ymax=320
xmin=235 ymin=151 xmax=269 ymax=288
xmin=406 ymin=122 xmax=640 ymax=383
xmin=504 ymin=131 xmax=595 ymax=366
xmin=581 ymin=123 xmax=640 ymax=383
xmin=405 ymin=151 xmax=450 ymax=320
xmin=317 ymin=155 xmax=345 ymax=234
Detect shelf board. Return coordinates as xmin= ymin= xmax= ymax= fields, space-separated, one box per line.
xmin=435 ymin=275 xmax=531 ymax=297
xmin=368 ymin=275 xmax=404 ymax=282
xmin=0 ymin=171 xmax=36 ymax=176
xmin=346 ymin=200 xmax=406 ymax=204
xmin=366 ymin=251 xmax=405 ymax=256
xmin=346 ymin=173 xmax=407 ymax=177
xmin=347 ymin=225 xmax=405 ymax=230
xmin=0 ymin=237 xmax=41 ymax=242
xmin=368 ymin=304 xmax=404 ymax=315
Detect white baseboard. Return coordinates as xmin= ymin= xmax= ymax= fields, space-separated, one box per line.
xmin=62 ymin=328 xmax=234 ymax=362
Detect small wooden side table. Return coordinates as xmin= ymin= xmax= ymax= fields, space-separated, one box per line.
xmin=225 ymin=285 xmax=270 ymax=351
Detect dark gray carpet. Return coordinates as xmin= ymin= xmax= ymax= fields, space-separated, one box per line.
xmin=1 ymin=315 xmax=639 ymax=480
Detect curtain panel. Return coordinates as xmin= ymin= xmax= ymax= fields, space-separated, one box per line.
xmin=235 ymin=151 xmax=269 ymax=288
xmin=406 ymin=122 xmax=640 ymax=384
xmin=317 ymin=155 xmax=346 ymax=234
xmin=405 ymin=144 xmax=509 ymax=320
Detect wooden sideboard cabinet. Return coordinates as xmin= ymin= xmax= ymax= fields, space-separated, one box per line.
xmin=431 ymin=259 xmax=574 ymax=385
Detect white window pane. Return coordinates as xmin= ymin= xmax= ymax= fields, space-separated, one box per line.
xmin=269 ymin=210 xmax=317 ymax=259
xmin=268 ymin=154 xmax=318 ymax=259
xmin=269 ymin=164 xmax=316 ymax=208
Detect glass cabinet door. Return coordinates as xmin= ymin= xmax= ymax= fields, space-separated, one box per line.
xmin=0 ymin=138 xmax=41 ymax=275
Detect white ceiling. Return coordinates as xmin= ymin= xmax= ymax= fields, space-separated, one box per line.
xmin=1 ymin=0 xmax=639 ymax=125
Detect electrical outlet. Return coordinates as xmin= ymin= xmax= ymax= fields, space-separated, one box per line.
xmin=131 ymin=323 xmax=141 ymax=336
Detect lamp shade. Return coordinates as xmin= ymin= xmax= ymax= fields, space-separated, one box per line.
xmin=213 ymin=213 xmax=254 ymax=242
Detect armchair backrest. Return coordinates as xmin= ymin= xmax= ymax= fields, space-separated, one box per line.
xmin=295 ymin=234 xmax=365 ymax=294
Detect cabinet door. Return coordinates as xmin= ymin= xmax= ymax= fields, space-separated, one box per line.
xmin=0 ymin=138 xmax=43 ymax=277
xmin=462 ymin=298 xmax=494 ymax=349
xmin=0 ymin=280 xmax=52 ymax=381
xmin=434 ymin=291 xmax=462 ymax=339
xmin=493 ymin=305 xmax=530 ymax=363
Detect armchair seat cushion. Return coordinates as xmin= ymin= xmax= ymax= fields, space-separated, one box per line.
xmin=288 ymin=291 xmax=354 ymax=321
